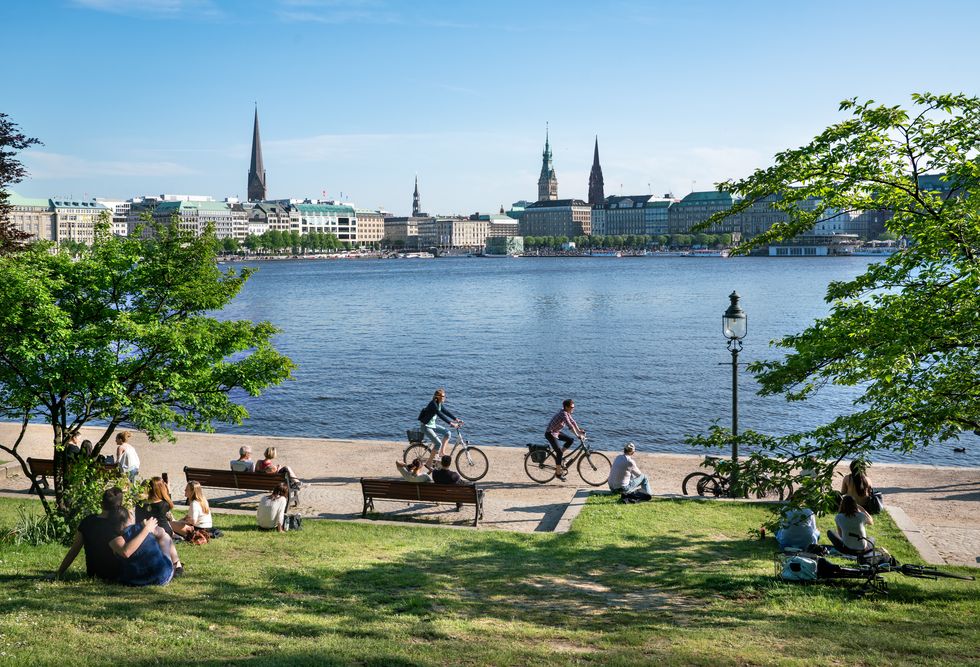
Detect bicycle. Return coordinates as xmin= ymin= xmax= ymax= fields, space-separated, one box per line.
xmin=682 ymin=456 xmax=792 ymax=501
xmin=403 ymin=425 xmax=489 ymax=482
xmin=523 ymin=435 xmax=611 ymax=486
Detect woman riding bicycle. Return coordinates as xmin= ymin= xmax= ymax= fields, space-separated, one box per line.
xmin=417 ymin=388 xmax=463 ymax=467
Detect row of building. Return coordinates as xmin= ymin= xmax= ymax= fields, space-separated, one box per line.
xmin=7 ymin=111 xmax=953 ymax=251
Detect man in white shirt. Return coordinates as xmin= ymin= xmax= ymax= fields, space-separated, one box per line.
xmin=608 ymin=443 xmax=652 ymax=496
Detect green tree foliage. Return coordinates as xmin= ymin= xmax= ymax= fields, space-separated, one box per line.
xmin=688 ymin=93 xmax=980 ymax=510
xmin=0 ymin=113 xmax=42 ymax=255
xmin=0 ymin=217 xmax=295 ymax=519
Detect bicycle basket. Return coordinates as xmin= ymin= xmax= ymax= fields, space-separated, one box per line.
xmin=527 ymin=443 xmax=550 ymax=463
xmin=406 ymin=428 xmax=424 ymax=444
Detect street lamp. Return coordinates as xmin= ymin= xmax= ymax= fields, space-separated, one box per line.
xmin=723 ymin=291 xmax=747 ymax=494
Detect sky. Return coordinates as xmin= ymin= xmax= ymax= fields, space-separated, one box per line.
xmin=4 ymin=0 xmax=980 ymax=215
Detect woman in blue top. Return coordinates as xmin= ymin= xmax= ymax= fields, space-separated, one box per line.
xmin=417 ymin=389 xmax=462 ymax=467
xmin=109 ymin=513 xmax=182 ymax=586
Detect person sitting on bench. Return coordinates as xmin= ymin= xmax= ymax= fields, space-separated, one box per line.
xmin=230 ymin=445 xmax=255 ymax=473
xmin=256 ymin=447 xmax=302 ymax=490
xmin=835 ymin=494 xmax=874 ymax=552
xmin=395 ymin=457 xmax=432 ymax=483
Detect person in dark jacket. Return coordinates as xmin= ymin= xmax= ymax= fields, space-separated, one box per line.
xmin=417 ymin=389 xmax=462 ymax=467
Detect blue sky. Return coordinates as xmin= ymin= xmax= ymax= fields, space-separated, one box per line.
xmin=5 ymin=0 xmax=979 ymax=215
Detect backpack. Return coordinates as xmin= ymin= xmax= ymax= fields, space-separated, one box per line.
xmin=866 ymin=489 xmax=884 ymax=515
xmin=285 ymin=514 xmax=303 ymax=531
xmin=781 ymin=555 xmax=818 ymax=582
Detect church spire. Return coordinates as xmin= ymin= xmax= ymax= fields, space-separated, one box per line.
xmin=588 ymin=135 xmax=604 ymax=206
xmin=247 ymin=105 xmax=267 ymax=202
xmin=537 ymin=124 xmax=558 ymax=201
xmin=412 ymin=175 xmax=421 ymax=217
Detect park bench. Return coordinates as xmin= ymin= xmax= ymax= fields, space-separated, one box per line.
xmin=184 ymin=466 xmax=298 ymax=507
xmin=359 ymin=478 xmax=485 ymax=527
xmin=26 ymin=457 xmax=117 ymax=493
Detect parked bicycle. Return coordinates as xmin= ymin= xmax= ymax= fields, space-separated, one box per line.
xmin=403 ymin=426 xmax=489 ymax=482
xmin=524 ymin=436 xmax=611 ymax=486
xmin=682 ymin=456 xmax=792 ymax=500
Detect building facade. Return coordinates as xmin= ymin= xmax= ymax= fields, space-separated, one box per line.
xmin=293 ymin=203 xmax=357 ymax=243
xmin=417 ymin=217 xmax=489 ymax=251
xmin=52 ymin=198 xmax=110 ymax=244
xmin=355 ymin=208 xmax=384 ymax=245
xmin=520 ymin=199 xmax=591 ymax=237
xmin=667 ymin=190 xmax=739 ymax=235
xmin=152 ymin=200 xmax=248 ymax=240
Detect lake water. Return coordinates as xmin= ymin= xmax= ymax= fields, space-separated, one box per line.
xmin=218 ymin=256 xmax=979 ymax=467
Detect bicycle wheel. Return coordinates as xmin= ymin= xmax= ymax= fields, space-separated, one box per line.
xmin=455 ymin=446 xmax=489 ymax=482
xmin=402 ymin=444 xmax=431 ymax=464
xmin=899 ymin=564 xmax=976 ymax=581
xmin=682 ymin=472 xmax=713 ymax=496
xmin=577 ymin=451 xmax=611 ymax=487
xmin=752 ymin=476 xmax=787 ymax=501
xmin=524 ymin=450 xmax=558 ymax=484
xmin=696 ymin=474 xmax=726 ymax=497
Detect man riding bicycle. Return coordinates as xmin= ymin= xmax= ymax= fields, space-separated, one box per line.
xmin=546 ymin=399 xmax=586 ymax=481
xmin=418 ymin=388 xmax=463 ymax=468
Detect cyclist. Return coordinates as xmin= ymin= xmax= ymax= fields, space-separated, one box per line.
xmin=417 ymin=388 xmax=463 ymax=467
xmin=545 ymin=399 xmax=586 ymax=481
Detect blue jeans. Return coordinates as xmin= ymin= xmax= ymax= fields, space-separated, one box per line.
xmin=613 ymin=474 xmax=651 ymax=496
xmin=422 ymin=424 xmax=450 ymax=453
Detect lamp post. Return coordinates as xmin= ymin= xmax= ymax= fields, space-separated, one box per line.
xmin=722 ymin=291 xmax=747 ymax=495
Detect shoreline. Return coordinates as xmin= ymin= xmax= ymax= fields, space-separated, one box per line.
xmin=1 ymin=422 xmax=977 ymax=567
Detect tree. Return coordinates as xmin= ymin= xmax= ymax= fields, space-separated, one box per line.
xmin=0 ymin=113 xmax=42 ymax=255
xmin=687 ymin=93 xmax=980 ymax=510
xmin=0 ymin=216 xmax=295 ymax=521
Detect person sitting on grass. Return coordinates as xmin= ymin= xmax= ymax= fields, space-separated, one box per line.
xmin=835 ymin=494 xmax=875 ymax=552
xmin=256 ymin=446 xmax=302 ymax=490
xmin=840 ymin=460 xmax=874 ymax=510
xmin=395 ymin=457 xmax=432 ymax=483
xmin=53 ymin=488 xmax=126 ymax=582
xmin=230 ymin=445 xmax=255 ymax=473
xmin=109 ymin=512 xmax=182 ymax=586
xmin=170 ymin=481 xmax=213 ymax=539
xmin=607 ymin=442 xmax=652 ymax=497
xmin=136 ymin=476 xmax=175 ymax=537
xmin=257 ymin=482 xmax=289 ymax=532
xmin=775 ymin=507 xmax=820 ymax=550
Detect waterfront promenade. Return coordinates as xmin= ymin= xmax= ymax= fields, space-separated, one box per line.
xmin=1 ymin=423 xmax=977 ymax=567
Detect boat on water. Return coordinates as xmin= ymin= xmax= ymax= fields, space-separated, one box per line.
xmin=685 ymin=249 xmax=730 ymax=257
xmin=852 ymin=246 xmax=900 ymax=256
xmin=397 ymin=252 xmax=435 ymax=259
xmin=588 ymin=250 xmax=622 ymax=257
xmin=645 ymin=250 xmax=689 ymax=257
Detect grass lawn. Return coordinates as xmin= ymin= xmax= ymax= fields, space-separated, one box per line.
xmin=0 ymin=496 xmax=977 ymax=666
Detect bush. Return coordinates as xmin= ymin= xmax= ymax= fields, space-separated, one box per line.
xmin=4 ymin=507 xmax=68 ymax=546
xmin=63 ymin=456 xmax=146 ymax=537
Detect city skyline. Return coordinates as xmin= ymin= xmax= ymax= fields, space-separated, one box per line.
xmin=5 ymin=0 xmax=980 ymax=214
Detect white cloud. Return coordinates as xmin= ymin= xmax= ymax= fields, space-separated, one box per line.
xmin=25 ymin=151 xmax=199 ymax=180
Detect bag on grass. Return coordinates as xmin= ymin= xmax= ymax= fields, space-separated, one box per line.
xmin=285 ymin=514 xmax=303 ymax=531
xmin=190 ymin=528 xmax=210 ymax=545
xmin=866 ymin=489 xmax=884 ymax=515
xmin=781 ymin=555 xmax=818 ymax=582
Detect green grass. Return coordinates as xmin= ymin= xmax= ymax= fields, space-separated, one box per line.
xmin=0 ymin=496 xmax=976 ymax=666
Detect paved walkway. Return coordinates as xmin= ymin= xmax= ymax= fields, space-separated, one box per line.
xmin=1 ymin=424 xmax=977 ymax=566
